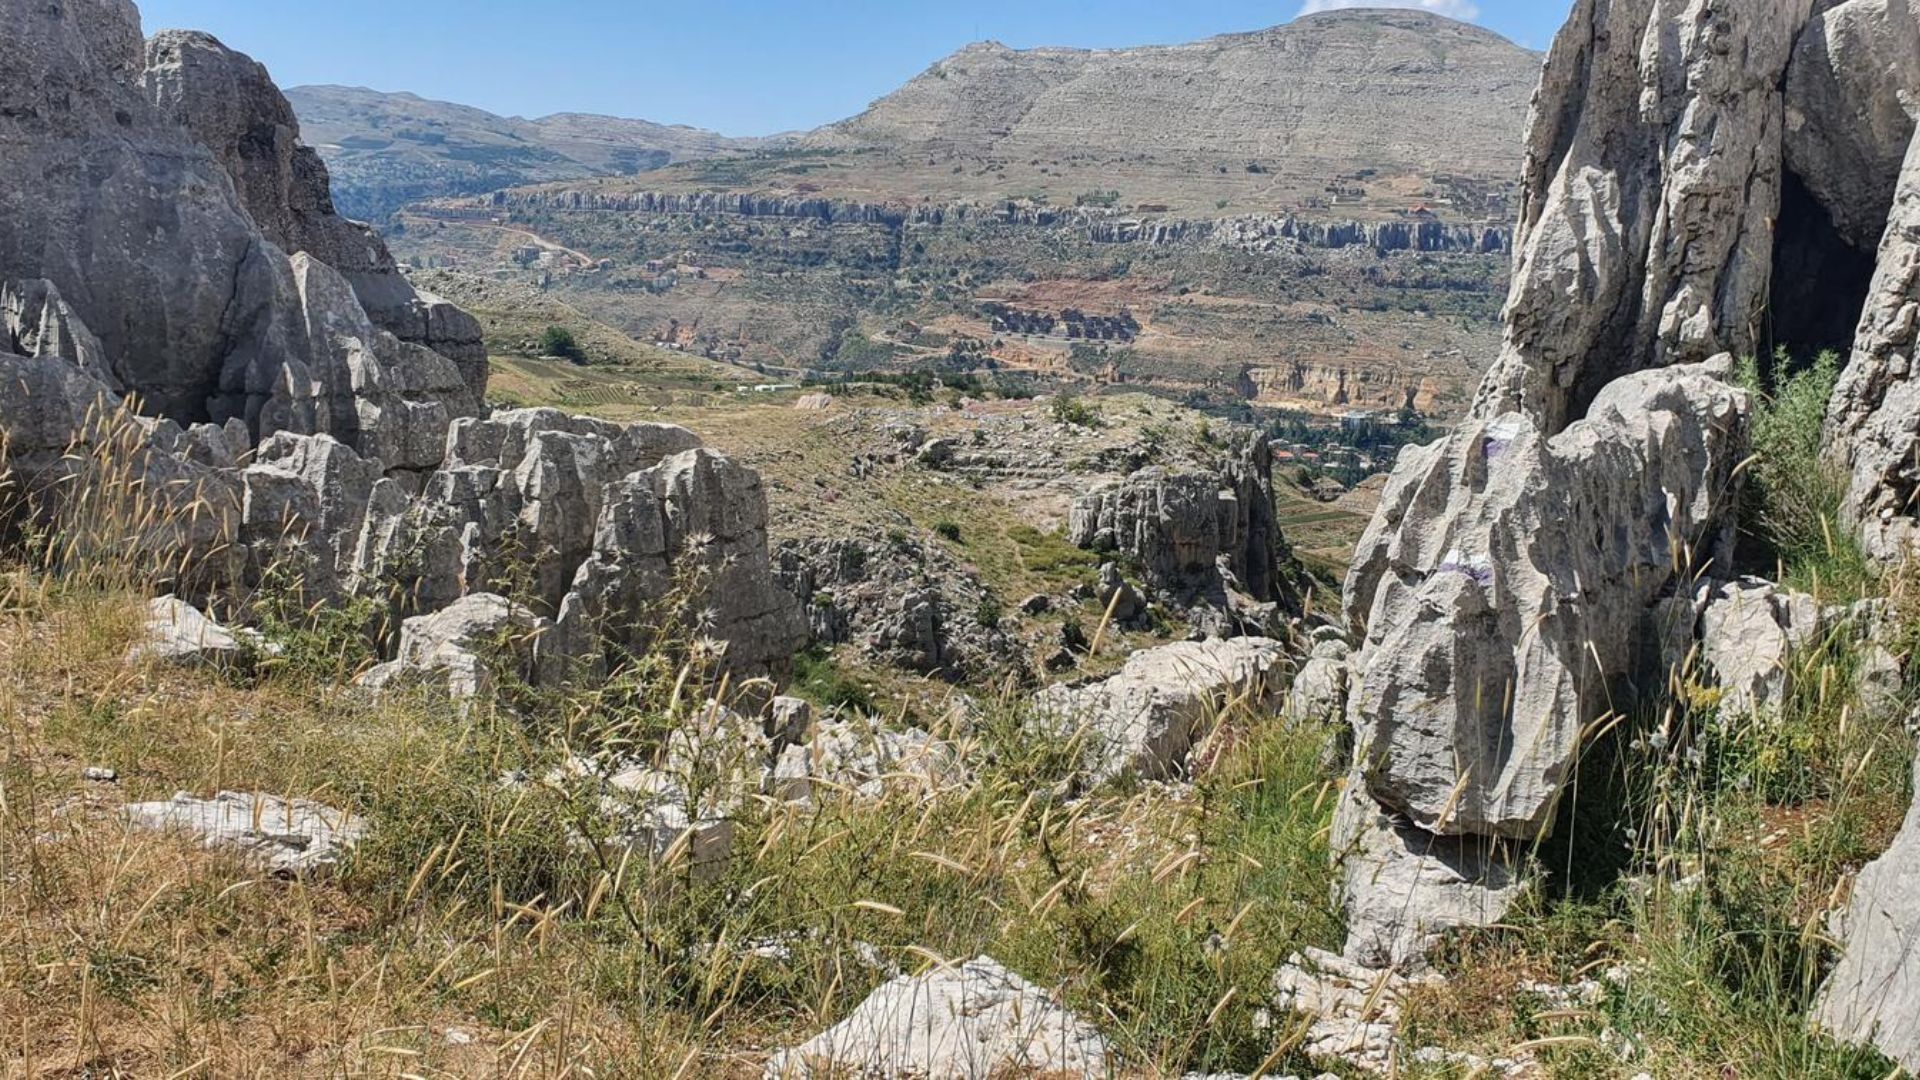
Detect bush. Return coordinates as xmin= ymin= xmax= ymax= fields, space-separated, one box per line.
xmin=933 ymin=520 xmax=963 ymax=543
xmin=539 ymin=325 xmax=587 ymax=363
xmin=1050 ymin=392 xmax=1103 ymax=429
xmin=1735 ymin=351 xmax=1873 ymax=598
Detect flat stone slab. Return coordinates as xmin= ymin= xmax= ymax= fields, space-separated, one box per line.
xmin=124 ymin=791 xmax=366 ymax=876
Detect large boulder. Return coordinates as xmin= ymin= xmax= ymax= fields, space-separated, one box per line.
xmin=1032 ymin=636 xmax=1288 ymax=785
xmin=1816 ymin=753 xmax=1920 ymax=1071
xmin=1345 ymin=361 xmax=1748 ymax=841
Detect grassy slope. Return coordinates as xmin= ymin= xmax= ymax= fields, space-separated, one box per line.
xmin=0 ymin=576 xmax=1341 ymax=1076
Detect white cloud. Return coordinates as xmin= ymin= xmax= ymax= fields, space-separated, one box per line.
xmin=1298 ymin=0 xmax=1483 ymax=22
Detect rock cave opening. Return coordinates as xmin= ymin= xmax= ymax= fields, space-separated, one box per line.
xmin=1765 ymin=168 xmax=1879 ymax=374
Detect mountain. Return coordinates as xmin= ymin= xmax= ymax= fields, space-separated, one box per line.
xmin=805 ymin=10 xmax=1541 ymax=186
xmin=283 ymin=85 xmax=770 ymax=220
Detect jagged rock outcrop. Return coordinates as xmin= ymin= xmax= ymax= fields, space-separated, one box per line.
xmin=1032 ymin=636 xmax=1288 ymax=786
xmin=775 ymin=535 xmax=1019 ymax=681
xmin=1472 ymin=0 xmax=1816 ymax=434
xmin=0 ymin=0 xmax=481 ymax=451
xmin=144 ymin=30 xmax=488 ymax=398
xmin=1815 ymin=752 xmax=1920 ymax=1072
xmin=1827 ymin=130 xmax=1920 ymax=560
xmin=1070 ymin=432 xmax=1295 ymax=621
xmin=0 ymin=1 xmax=805 ymax=685
xmin=1333 ymin=0 xmax=1920 ymax=970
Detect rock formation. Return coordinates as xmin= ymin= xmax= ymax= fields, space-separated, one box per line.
xmin=124 ymin=791 xmax=366 ymax=877
xmin=1815 ymin=753 xmax=1920 ymax=1072
xmin=0 ymin=0 xmax=805 ymax=683
xmin=1070 ymin=431 xmax=1297 ymax=625
xmin=775 ymin=535 xmax=1020 ymax=681
xmin=1334 ymin=0 xmax=1920 ymax=985
xmin=764 ymin=956 xmax=1112 ymax=1078
xmin=1032 ymin=636 xmax=1288 ymax=786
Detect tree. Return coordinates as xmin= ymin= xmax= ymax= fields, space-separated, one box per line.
xmin=540 ymin=326 xmax=586 ymax=363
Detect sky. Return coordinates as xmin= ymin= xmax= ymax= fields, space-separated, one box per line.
xmin=133 ymin=0 xmax=1572 ymax=137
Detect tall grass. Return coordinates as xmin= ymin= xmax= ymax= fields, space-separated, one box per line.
xmin=0 ymin=404 xmax=1350 ymax=1075
xmin=1735 ymin=351 xmax=1875 ymax=601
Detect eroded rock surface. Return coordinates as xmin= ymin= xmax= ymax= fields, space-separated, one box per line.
xmin=1033 ymin=636 xmax=1287 ymax=785
xmin=1816 ymin=753 xmax=1920 ymax=1071
xmin=764 ymin=955 xmax=1111 ymax=1079
xmin=124 ymin=791 xmax=365 ymax=876
xmin=1070 ymin=432 xmax=1296 ymax=622
xmin=1345 ymin=362 xmax=1747 ymax=841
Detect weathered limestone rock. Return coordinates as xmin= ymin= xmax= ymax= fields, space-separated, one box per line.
xmin=1816 ymin=754 xmax=1920 ymax=1071
xmin=775 ymin=534 xmax=1017 ymax=680
xmin=1070 ymin=432 xmax=1296 ymax=615
xmin=0 ymin=349 xmax=244 ymax=593
xmin=1697 ymin=578 xmax=1822 ymax=715
xmin=1783 ymin=0 xmax=1920 ymax=254
xmin=1032 ymin=637 xmax=1288 ymax=785
xmin=1331 ymin=783 xmax=1525 ymax=970
xmin=2 ymin=279 xmax=113 ymax=387
xmin=1345 ymin=362 xmax=1748 ymax=841
xmin=127 ymin=596 xmax=250 ymax=667
xmin=143 ymin=28 xmax=487 ymax=405
xmin=1474 ymin=0 xmax=1816 ymax=433
xmin=770 ymin=716 xmax=971 ymax=805
xmin=124 ymin=791 xmax=365 ymax=876
xmin=360 ymin=593 xmax=555 ymax=702
xmin=0 ymin=0 xmax=482 ymax=459
xmin=764 ymin=956 xmax=1112 ymax=1079
xmin=1828 ymin=131 xmax=1920 ymax=561
xmin=1286 ymin=640 xmax=1351 ymax=726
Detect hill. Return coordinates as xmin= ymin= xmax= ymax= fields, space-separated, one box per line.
xmin=283 ymin=85 xmax=771 ymax=219
xmin=803 ymin=9 xmax=1542 ymax=201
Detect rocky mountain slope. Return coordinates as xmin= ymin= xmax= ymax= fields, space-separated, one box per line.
xmin=809 ymin=10 xmax=1540 ymax=184
xmin=283 ymin=85 xmax=769 ymax=220
xmin=1320 ymin=1 xmax=1920 ymax=1072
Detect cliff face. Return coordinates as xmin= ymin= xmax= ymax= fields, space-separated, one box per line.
xmin=1331 ymin=2 xmax=1920 ymax=1028
xmin=809 ymin=10 xmax=1540 ymax=183
xmin=497 ymin=188 xmax=1513 ymax=255
xmin=1240 ymin=362 xmax=1449 ymax=414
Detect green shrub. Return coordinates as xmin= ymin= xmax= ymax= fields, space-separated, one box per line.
xmin=1050 ymin=392 xmax=1103 ymax=429
xmin=933 ymin=520 xmax=963 ymax=543
xmin=540 ymin=325 xmax=587 ymax=363
xmin=1735 ymin=351 xmax=1873 ymax=599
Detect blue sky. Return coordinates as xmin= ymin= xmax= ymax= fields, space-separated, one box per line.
xmin=134 ymin=1 xmax=1572 ymax=137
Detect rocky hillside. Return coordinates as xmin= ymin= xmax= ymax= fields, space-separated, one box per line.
xmin=284 ymin=85 xmax=769 ymax=220
xmin=808 ymin=9 xmax=1540 ymax=186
